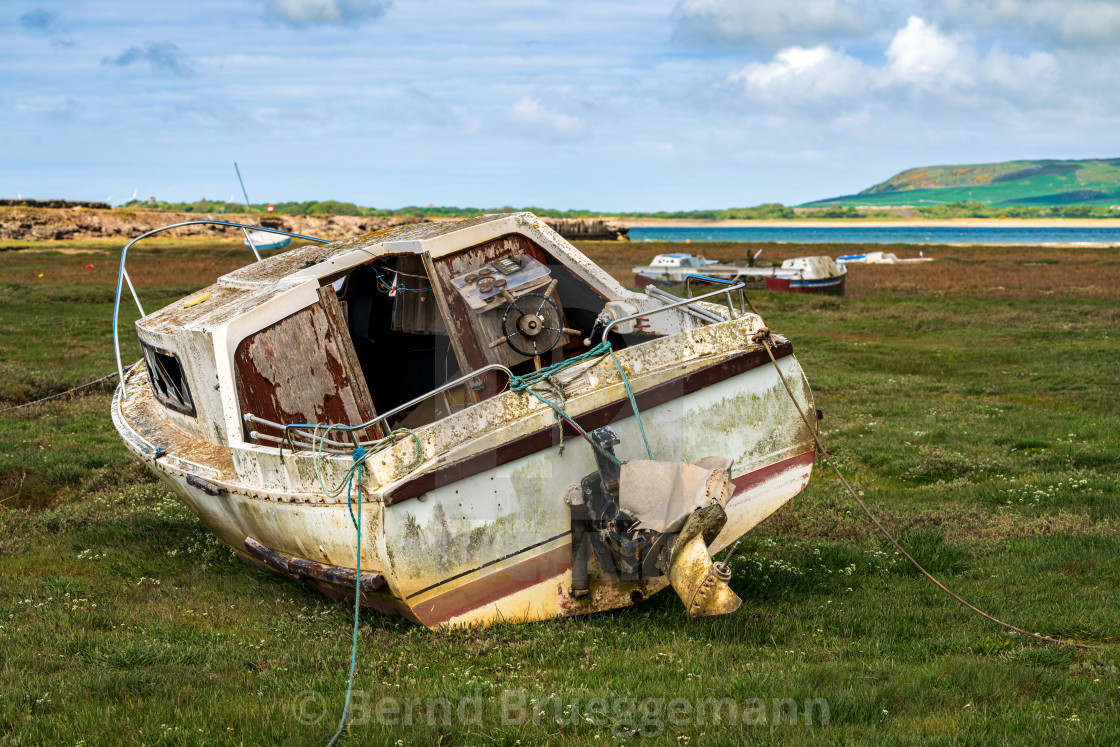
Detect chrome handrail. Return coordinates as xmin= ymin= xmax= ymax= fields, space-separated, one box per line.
xmin=646 ymin=285 xmax=723 ymax=325
xmin=279 ymin=362 xmax=515 ymax=448
xmin=684 ymin=274 xmax=748 ymax=318
xmin=113 ymin=220 xmax=331 ymax=398
xmin=601 ymin=283 xmax=748 ymax=342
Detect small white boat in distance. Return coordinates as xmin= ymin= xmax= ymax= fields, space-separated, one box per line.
xmin=633 ymin=253 xmax=736 ymax=284
xmin=243 ymin=230 xmax=291 ymax=251
xmin=837 ymin=251 xmax=932 ymax=264
xmin=745 ymin=256 xmax=847 ymax=295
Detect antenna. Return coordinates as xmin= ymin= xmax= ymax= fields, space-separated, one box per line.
xmin=233 ymin=162 xmax=262 ymax=262
xmin=234 ymin=162 xmax=252 ymax=206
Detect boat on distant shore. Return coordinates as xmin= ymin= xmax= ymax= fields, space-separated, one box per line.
xmin=632 ymin=253 xmax=722 ymax=284
xmin=243 ymin=230 xmax=291 ymax=251
xmin=836 ymin=251 xmax=932 ymax=264
xmin=746 ymin=256 xmax=847 ymax=294
xmin=634 ymin=253 xmax=847 ymax=295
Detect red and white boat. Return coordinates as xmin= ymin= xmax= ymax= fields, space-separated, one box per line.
xmin=746 ymin=256 xmax=847 ymax=294
xmin=111 ymin=212 xmax=819 ymax=627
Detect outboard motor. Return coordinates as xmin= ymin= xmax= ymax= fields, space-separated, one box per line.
xmin=566 ymin=426 xmax=742 ymax=618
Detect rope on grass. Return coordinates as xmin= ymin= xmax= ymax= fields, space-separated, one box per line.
xmin=0 ymin=363 xmax=140 ymax=415
xmin=325 ymin=446 xmax=366 ymax=747
xmin=752 ymin=326 xmax=1098 ymax=650
xmin=310 ymin=424 xmax=423 ymax=745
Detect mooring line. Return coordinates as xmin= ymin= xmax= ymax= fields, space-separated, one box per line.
xmin=325 ymin=447 xmax=367 ymax=747
xmin=0 ymin=363 xmax=139 ymax=415
xmin=753 ymin=328 xmax=1098 ymax=650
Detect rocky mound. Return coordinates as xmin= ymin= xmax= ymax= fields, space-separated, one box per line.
xmin=0 ymin=206 xmax=421 ymax=243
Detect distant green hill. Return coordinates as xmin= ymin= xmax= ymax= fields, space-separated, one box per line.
xmin=806 ymin=158 xmax=1120 ymax=208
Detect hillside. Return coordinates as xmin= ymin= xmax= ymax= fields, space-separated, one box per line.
xmin=806 ymin=158 xmax=1120 ymax=208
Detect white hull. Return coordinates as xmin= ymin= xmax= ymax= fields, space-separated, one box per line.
xmin=114 ymin=322 xmax=815 ymax=627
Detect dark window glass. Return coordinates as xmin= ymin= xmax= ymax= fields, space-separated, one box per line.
xmin=142 ymin=343 xmax=196 ymax=416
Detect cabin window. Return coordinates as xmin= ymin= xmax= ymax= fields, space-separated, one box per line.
xmin=142 ymin=343 xmax=196 ymax=416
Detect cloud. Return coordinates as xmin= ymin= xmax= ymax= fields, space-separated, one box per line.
xmin=175 ymin=97 xmax=258 ymax=129
xmin=102 ymin=43 xmax=195 ymax=76
xmin=382 ymin=88 xmax=457 ymax=127
xmin=47 ymin=97 xmax=81 ymax=125
xmin=673 ymin=1 xmax=1120 ymax=53
xmin=730 ymin=45 xmax=868 ymax=103
xmin=19 ymin=9 xmax=57 ymax=32
xmin=265 ymin=0 xmax=391 ymax=26
xmin=931 ymin=0 xmax=1120 ymax=48
xmin=672 ymin=0 xmax=866 ymax=51
xmin=885 ymin=16 xmax=973 ymax=90
xmin=726 ymin=16 xmax=1061 ymax=111
xmin=508 ymin=96 xmax=587 ymax=140
xmin=979 ymin=46 xmax=1057 ymax=95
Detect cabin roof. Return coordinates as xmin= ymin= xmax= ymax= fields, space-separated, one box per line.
xmin=135 ymin=212 xmax=586 ymax=336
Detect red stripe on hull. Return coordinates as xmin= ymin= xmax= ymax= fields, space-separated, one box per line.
xmin=731 ymin=450 xmax=815 ymax=496
xmin=765 ymin=276 xmax=846 ymax=295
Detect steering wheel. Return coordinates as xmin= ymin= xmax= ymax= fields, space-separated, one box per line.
xmin=500 ymin=293 xmax=564 ymax=357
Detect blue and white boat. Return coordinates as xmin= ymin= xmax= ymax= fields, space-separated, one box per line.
xmin=243 ymin=230 xmax=291 ymax=251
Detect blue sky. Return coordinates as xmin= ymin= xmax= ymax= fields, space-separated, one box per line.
xmin=4 ymin=0 xmax=1119 ymax=210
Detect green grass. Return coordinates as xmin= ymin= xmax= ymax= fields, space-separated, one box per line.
xmin=1 ymin=245 xmax=1119 ymax=745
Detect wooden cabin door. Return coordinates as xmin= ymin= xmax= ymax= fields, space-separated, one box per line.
xmin=234 ymin=285 xmax=382 ymax=444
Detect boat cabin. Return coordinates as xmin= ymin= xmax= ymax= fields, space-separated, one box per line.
xmin=778 ymin=256 xmax=843 ymax=279
xmin=648 ymin=253 xmax=713 ymax=269
xmin=130 ymin=213 xmax=666 ymax=452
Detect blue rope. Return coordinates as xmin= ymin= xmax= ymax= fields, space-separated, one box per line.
xmin=507 ymin=341 xmax=653 ymax=463
xmin=368 ymin=264 xmax=431 ymax=294
xmin=508 ymin=341 xmax=612 ymax=392
xmin=326 ymin=446 xmax=366 ymax=747
xmin=609 ymin=350 xmax=654 ymax=460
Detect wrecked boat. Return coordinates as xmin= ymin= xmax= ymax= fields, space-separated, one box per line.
xmin=110 ymin=212 xmax=819 ymax=627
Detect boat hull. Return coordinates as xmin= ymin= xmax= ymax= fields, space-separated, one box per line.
xmin=765 ymin=274 xmax=846 ymax=295
xmin=114 ymin=343 xmax=816 ymax=628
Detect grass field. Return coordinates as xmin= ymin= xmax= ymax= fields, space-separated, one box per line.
xmin=1 ymin=237 xmax=1118 ymax=745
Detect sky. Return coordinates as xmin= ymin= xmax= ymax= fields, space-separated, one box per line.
xmin=3 ymin=0 xmax=1119 ymax=211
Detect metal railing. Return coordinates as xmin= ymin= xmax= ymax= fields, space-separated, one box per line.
xmin=601 ymin=282 xmax=748 ymax=341
xmin=253 ymin=363 xmax=516 ymax=453
xmin=684 ymin=274 xmax=750 ymax=314
xmin=113 ymin=220 xmax=331 ymax=398
xmin=645 ymin=286 xmax=724 ymax=325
